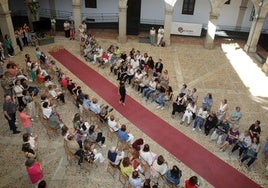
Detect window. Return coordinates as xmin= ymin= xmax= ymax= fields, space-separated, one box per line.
xmin=225 ymin=0 xmax=231 ymax=4
xmin=182 ymin=0 xmax=196 ymax=15
xmin=250 ymin=7 xmax=255 ymax=21
xmin=85 ymin=0 xmax=97 ymax=8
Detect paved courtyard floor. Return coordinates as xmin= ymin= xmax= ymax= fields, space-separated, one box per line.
xmin=0 ymin=29 xmax=267 ymax=188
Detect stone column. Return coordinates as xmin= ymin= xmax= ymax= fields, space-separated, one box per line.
xmin=49 ymin=0 xmax=56 ymax=17
xmin=244 ymin=17 xmax=265 ymax=52
xmin=0 ymin=0 xmax=19 ymax=54
xmin=163 ymin=3 xmax=174 ymax=46
xmin=204 ymin=13 xmax=219 ymax=49
xmin=235 ymin=0 xmax=249 ymax=31
xmin=262 ymin=56 xmax=268 ymax=73
xmin=72 ymin=0 xmax=82 ymax=39
xmin=118 ymin=0 xmax=127 ymax=43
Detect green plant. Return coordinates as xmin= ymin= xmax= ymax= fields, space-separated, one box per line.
xmin=28 ymin=2 xmax=40 ymax=15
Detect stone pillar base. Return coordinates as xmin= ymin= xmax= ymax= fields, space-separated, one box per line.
xmin=262 ymin=63 xmax=268 ymax=73
xmin=204 ymin=41 xmax=214 ymax=49
xmin=14 ymin=46 xmax=20 ymax=55
xmin=244 ymin=44 xmax=256 ymax=53
xmin=118 ymin=35 xmax=127 ymax=43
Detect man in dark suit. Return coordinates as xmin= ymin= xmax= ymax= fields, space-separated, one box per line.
xmin=155 ymin=58 xmax=163 ymax=73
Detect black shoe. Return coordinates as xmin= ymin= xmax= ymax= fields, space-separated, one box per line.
xmin=109 ymin=108 xmax=114 ymax=113
xmin=13 ymin=131 xmax=21 ymax=134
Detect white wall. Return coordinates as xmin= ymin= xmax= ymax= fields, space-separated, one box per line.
xmin=7 ymin=0 xmax=268 ymax=31
xmin=81 ymin=0 xmax=118 ymax=14
xmin=140 ymin=0 xmax=165 ymax=24
xmin=218 ymin=0 xmax=242 ymax=28
xmin=173 ymin=0 xmax=210 ymax=24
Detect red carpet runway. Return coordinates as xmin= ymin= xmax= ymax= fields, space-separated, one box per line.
xmin=50 ymin=49 xmax=261 ymax=188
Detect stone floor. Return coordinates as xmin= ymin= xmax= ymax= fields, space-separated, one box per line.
xmin=0 ymin=29 xmax=268 ymax=188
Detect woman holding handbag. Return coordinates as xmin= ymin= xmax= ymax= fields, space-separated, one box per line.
xmin=239 ymin=136 xmax=260 ymax=169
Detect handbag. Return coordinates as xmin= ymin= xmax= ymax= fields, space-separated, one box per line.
xmin=237 ymin=141 xmax=247 ymax=148
xmin=246 ymin=148 xmax=256 ymax=158
xmin=192 ymin=113 xmax=196 ymax=120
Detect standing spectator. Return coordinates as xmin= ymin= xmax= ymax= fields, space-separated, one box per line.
xmin=13 ymin=79 xmax=25 ymax=108
xmin=149 ymin=27 xmax=156 ymax=46
xmin=81 ymin=21 xmax=87 ymax=32
xmin=25 ymin=158 xmax=44 ymax=185
xmin=0 ymin=61 xmax=3 ymax=77
xmin=119 ymin=80 xmax=126 ymax=106
xmin=69 ymin=20 xmax=75 ymax=40
xmin=50 ymin=16 xmax=56 ymax=36
xmin=0 ymin=72 xmax=13 ymax=96
xmin=3 ymin=95 xmax=20 ymax=134
xmin=38 ymin=180 xmax=47 ymax=188
xmin=63 ymin=20 xmax=70 ymax=38
xmin=0 ymin=40 xmax=5 ymax=60
xmin=15 ymin=30 xmax=23 ymax=51
xmin=19 ymin=106 xmax=33 ymax=135
xmin=157 ymin=26 xmax=164 ymax=46
xmin=4 ymin=34 xmax=14 ymax=57
xmin=23 ymin=23 xmax=31 ymax=44
xmin=154 ymin=59 xmax=163 ymax=74
xmin=185 ymin=176 xmax=199 ymax=188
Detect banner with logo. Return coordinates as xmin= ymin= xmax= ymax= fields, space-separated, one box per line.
xmin=171 ymin=22 xmax=202 ymax=36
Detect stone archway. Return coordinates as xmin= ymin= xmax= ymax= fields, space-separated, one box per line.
xmin=244 ymin=0 xmax=268 ymax=53
xmin=0 ymin=0 xmax=19 ymax=54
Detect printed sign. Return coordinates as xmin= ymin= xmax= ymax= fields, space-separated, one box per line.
xmin=171 ymin=22 xmax=202 ymax=36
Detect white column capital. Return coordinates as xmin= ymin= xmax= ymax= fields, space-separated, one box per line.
xmin=119 ymin=0 xmax=128 ymax=8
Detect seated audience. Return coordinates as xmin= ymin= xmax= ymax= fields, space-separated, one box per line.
xmin=216 ymin=99 xmax=228 ymax=121
xmin=139 ymin=144 xmax=157 ymax=166
xmin=185 ymin=176 xmax=199 ymax=188
xmin=229 ymin=130 xmax=252 ymax=158
xmin=240 ymin=136 xmax=260 ymax=169
xmin=202 ymin=93 xmax=213 ymax=111
xmin=192 ymin=107 xmax=208 ymax=131
xmin=132 ymin=138 xmax=144 ymax=152
xmin=248 ymin=120 xmax=261 ymax=139
xmin=120 ymin=157 xmax=134 ymax=177
xmin=165 ymin=165 xmax=182 ymax=186
xmin=210 ymin=119 xmax=230 ymax=145
xmin=219 ymin=126 xmax=239 ymax=152
xmin=88 ymin=124 xmax=106 ymax=147
xmin=228 ymin=106 xmax=242 ymax=126
xmin=150 ymin=155 xmax=168 ymax=178
xmin=107 ymin=146 xmax=125 ymax=167
xmin=180 ymin=101 xmax=196 ymax=125
xmin=204 ymin=111 xmax=218 ymax=136
xmin=117 ymin=124 xmax=135 ymax=144
xmin=129 ymin=170 xmax=144 ymax=188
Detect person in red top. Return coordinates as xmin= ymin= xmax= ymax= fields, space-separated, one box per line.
xmin=185 ymin=176 xmax=199 ymax=188
xmin=60 ymin=76 xmax=69 ymax=89
xmin=25 ymin=158 xmax=44 ymax=185
xmin=19 ymin=106 xmax=33 ymax=135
